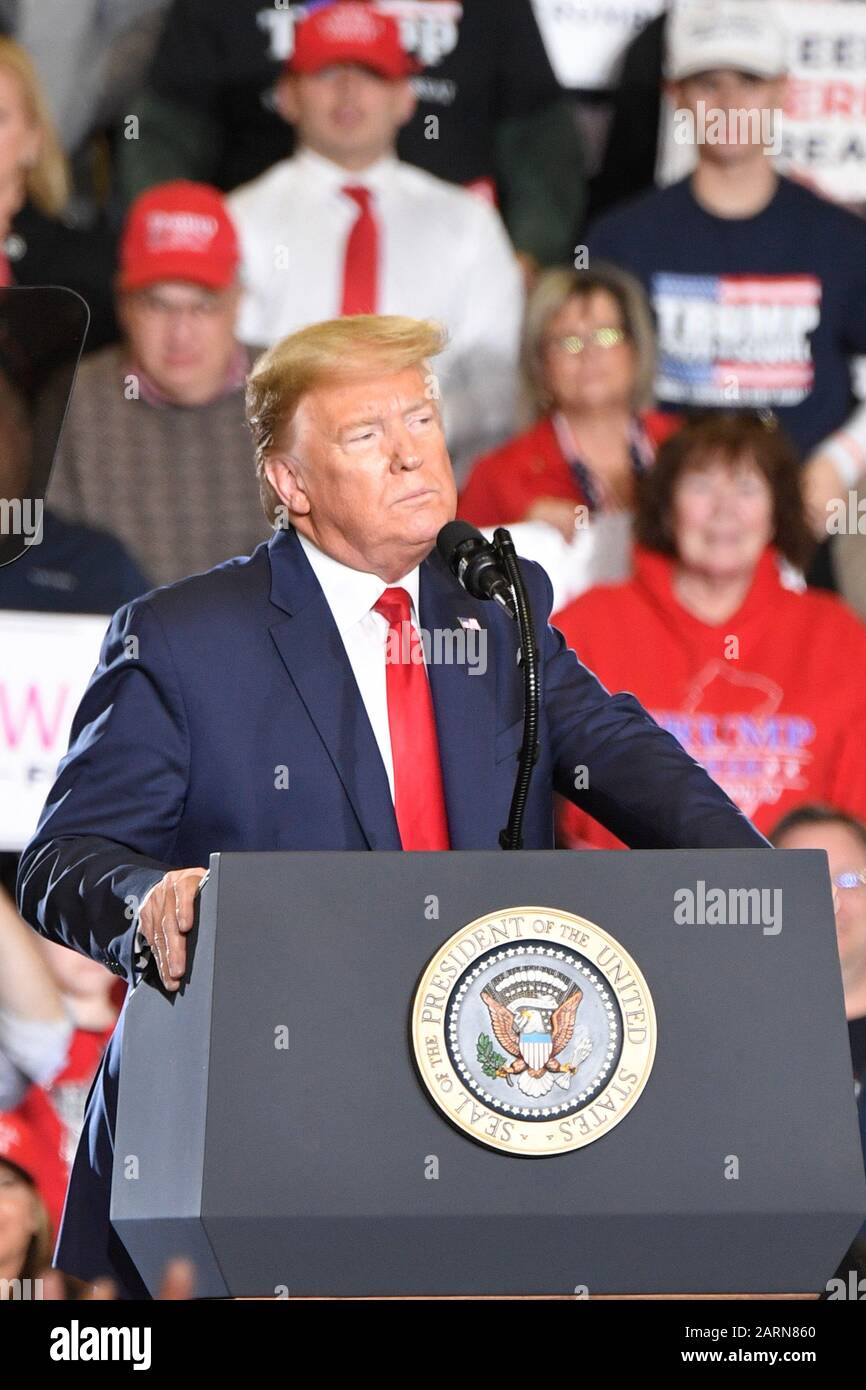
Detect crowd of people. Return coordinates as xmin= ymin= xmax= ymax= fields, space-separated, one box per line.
xmin=1 ymin=0 xmax=865 ymax=1296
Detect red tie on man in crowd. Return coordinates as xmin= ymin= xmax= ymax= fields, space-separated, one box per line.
xmin=373 ymin=587 xmax=450 ymax=851
xmin=340 ymin=184 xmax=378 ymax=315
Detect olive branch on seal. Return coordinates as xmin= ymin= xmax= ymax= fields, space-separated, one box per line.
xmin=477 ymin=1032 xmax=506 ymax=1078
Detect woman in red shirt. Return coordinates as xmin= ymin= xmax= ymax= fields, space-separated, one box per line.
xmin=459 ymin=262 xmax=678 ymax=537
xmin=0 ymin=1113 xmax=56 ymax=1289
xmin=554 ymin=411 xmax=866 ymax=847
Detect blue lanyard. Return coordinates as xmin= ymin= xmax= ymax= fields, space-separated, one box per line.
xmin=551 ymin=413 xmax=652 ymax=515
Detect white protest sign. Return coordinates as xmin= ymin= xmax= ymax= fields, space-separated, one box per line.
xmin=0 ymin=610 xmax=108 ymax=851
xmin=778 ymin=0 xmax=866 ymax=203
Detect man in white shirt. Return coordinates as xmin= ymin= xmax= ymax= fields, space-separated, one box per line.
xmin=18 ymin=312 xmax=769 ymax=1296
xmin=227 ymin=1 xmax=524 ymax=479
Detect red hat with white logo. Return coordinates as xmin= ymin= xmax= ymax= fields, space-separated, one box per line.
xmin=119 ymin=180 xmax=240 ymax=293
xmin=287 ymin=2 xmax=421 ymax=79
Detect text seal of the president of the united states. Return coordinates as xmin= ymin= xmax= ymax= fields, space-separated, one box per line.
xmin=412 ymin=906 xmax=656 ymax=1155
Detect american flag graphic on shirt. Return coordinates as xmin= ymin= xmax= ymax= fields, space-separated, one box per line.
xmin=651 ymin=272 xmax=822 ymax=406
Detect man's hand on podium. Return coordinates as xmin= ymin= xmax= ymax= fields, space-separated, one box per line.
xmin=138 ymin=868 xmax=208 ymax=992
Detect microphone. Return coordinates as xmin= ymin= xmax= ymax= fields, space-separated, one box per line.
xmin=437 ymin=520 xmax=516 ymax=618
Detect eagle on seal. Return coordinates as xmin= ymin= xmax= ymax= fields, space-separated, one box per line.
xmin=480 ymin=984 xmax=590 ymax=1098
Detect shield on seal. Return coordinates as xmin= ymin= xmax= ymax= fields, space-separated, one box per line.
xmin=518 ymin=1015 xmax=553 ymax=1071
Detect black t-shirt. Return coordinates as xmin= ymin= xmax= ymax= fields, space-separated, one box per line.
xmin=8 ymin=203 xmax=119 ymax=354
xmin=588 ymin=12 xmax=665 ymax=219
xmin=149 ymin=0 xmax=560 ymax=192
xmin=588 ymin=175 xmax=866 ymax=459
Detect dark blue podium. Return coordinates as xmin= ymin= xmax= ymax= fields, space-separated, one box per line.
xmin=112 ymin=848 xmax=865 ymax=1297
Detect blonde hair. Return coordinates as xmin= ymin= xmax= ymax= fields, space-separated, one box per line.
xmin=246 ymin=314 xmax=448 ymax=524
xmin=521 ymin=262 xmax=657 ymax=420
xmin=0 ymin=38 xmax=70 ymax=216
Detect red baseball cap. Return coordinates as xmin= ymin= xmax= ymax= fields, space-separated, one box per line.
xmin=119 ymin=180 xmax=240 ymax=293
xmin=287 ymin=2 xmax=422 ymax=79
xmin=0 ymin=1090 xmax=68 ymax=1235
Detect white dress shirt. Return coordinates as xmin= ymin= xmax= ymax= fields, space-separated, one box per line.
xmin=296 ymin=530 xmax=424 ymax=802
xmin=132 ymin=532 xmax=425 ymax=983
xmin=227 ymin=146 xmax=524 ymax=478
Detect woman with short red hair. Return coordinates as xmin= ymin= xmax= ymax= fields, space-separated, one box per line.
xmin=554 ymin=411 xmax=866 ymax=848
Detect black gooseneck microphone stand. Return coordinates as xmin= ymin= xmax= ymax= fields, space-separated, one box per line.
xmin=492 ymin=527 xmax=540 ymax=850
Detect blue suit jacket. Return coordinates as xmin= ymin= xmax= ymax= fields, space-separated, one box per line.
xmin=17 ymin=526 xmax=769 ymax=1295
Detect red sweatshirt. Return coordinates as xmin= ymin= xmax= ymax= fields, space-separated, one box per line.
xmin=554 ymin=544 xmax=866 ymax=848
xmin=458 ymin=411 xmax=680 ymax=527
xmin=1 ymin=1019 xmax=118 ymax=1238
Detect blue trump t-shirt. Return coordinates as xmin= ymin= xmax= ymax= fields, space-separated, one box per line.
xmin=588 ymin=175 xmax=866 ymax=457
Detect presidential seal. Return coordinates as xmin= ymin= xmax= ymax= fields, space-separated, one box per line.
xmin=412 ymin=907 xmax=656 ymax=1156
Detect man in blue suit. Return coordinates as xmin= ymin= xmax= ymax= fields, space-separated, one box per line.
xmin=17 ymin=314 xmax=769 ymax=1297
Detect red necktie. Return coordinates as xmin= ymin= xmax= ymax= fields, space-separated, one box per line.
xmin=374 ymin=587 xmax=450 ymax=851
xmin=340 ymin=184 xmax=378 ymax=315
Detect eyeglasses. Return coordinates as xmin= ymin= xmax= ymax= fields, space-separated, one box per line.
xmin=544 ymin=328 xmax=627 ymax=355
xmin=133 ymin=292 xmax=228 ymax=320
xmin=833 ymin=869 xmax=866 ymax=890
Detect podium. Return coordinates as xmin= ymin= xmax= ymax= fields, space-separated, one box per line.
xmin=112 ymin=848 xmax=866 ymax=1298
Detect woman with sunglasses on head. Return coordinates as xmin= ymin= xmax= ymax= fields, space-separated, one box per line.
xmin=458 ymin=262 xmax=679 ymax=541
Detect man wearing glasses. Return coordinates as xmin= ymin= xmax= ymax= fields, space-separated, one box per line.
xmin=45 ymin=180 xmax=270 ymax=588
xmin=771 ymin=803 xmax=866 ymax=1247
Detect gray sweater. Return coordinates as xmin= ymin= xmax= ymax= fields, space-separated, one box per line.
xmin=46 ymin=343 xmax=272 ymax=589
